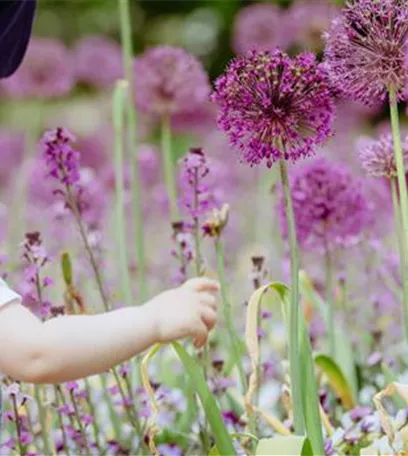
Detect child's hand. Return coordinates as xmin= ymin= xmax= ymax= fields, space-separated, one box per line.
xmin=147 ymin=277 xmax=220 ymax=349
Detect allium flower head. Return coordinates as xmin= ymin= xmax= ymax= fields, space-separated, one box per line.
xmin=73 ymin=35 xmax=123 ymax=88
xmin=232 ymin=4 xmax=291 ymax=55
xmin=212 ymin=49 xmax=335 ymax=168
xmin=133 ymin=46 xmax=210 ymax=117
xmin=1 ymin=37 xmax=75 ymax=98
xmin=324 ymin=0 xmax=408 ymax=105
xmin=358 ymin=133 xmax=408 ymax=179
xmin=279 ymin=158 xmax=369 ymax=251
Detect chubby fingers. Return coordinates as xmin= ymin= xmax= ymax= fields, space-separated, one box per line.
xmin=193 ymin=320 xmax=208 ymax=349
xmin=198 ymin=292 xmax=217 ymax=311
xmin=183 ymin=277 xmax=220 ymax=294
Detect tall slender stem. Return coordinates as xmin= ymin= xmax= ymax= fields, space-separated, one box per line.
xmin=278 ymin=159 xmax=304 ymax=434
xmin=118 ymin=0 xmax=147 ymax=302
xmin=215 ymin=238 xmax=247 ymax=392
xmin=325 ymin=247 xmax=335 ymax=358
xmin=69 ymin=391 xmax=91 ymax=455
xmin=11 ymin=394 xmax=25 ymax=456
xmin=113 ymin=81 xmax=133 ymax=308
xmin=161 ymin=115 xmax=180 ymax=222
xmin=389 ymin=86 xmax=408 ymax=349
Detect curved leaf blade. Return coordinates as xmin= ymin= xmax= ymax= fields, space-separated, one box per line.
xmin=315 ymin=354 xmax=355 ymax=410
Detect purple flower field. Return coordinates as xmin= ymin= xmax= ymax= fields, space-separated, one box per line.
xmin=1 ymin=0 xmax=408 ymax=455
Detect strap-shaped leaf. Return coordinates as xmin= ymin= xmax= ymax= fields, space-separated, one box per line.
xmin=315 ymin=354 xmax=355 ymax=410
xmin=245 ymin=281 xmax=324 ymax=455
xmin=172 ymin=342 xmax=236 ymax=455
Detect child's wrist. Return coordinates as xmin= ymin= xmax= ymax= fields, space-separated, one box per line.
xmin=140 ymin=300 xmax=161 ymax=343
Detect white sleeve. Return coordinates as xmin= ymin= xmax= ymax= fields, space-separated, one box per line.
xmin=0 ymin=278 xmax=21 ymax=307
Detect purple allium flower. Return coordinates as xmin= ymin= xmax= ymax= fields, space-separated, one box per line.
xmin=232 ymin=4 xmax=291 ymax=55
xmin=73 ymin=35 xmax=123 ymax=89
xmin=289 ymin=0 xmax=338 ymax=52
xmin=358 ymin=133 xmax=408 ymax=179
xmin=279 ymin=158 xmax=369 ymax=251
xmin=1 ymin=37 xmax=75 ymax=98
xmin=324 ymin=0 xmax=408 ymax=105
xmin=133 ymin=46 xmax=210 ymax=117
xmin=212 ymin=49 xmax=335 ymax=168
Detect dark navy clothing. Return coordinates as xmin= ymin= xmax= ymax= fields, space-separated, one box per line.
xmin=0 ymin=0 xmax=36 ymax=78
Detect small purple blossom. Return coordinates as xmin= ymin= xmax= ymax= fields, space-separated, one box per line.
xmin=212 ymin=49 xmax=335 ymax=167
xmin=232 ymin=4 xmax=291 ymax=55
xmin=358 ymin=133 xmax=408 ymax=179
xmin=279 ymin=158 xmax=369 ymax=251
xmin=133 ymin=46 xmax=210 ymax=117
xmin=324 ymin=0 xmax=408 ymax=105
xmin=178 ymin=148 xmax=220 ymax=219
xmin=73 ymin=35 xmax=123 ymax=88
xmin=42 ymin=127 xmax=81 ymax=186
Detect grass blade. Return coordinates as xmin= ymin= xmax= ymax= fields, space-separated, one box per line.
xmin=315 ymin=354 xmax=355 ymax=410
xmin=172 ymin=342 xmax=236 ymax=456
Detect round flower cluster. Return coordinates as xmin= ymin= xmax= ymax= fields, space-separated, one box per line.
xmin=324 ymin=0 xmax=408 ymax=105
xmin=279 ymin=158 xmax=369 ymax=251
xmin=212 ymin=49 xmax=335 ymax=168
xmin=1 ymin=37 xmax=75 ymax=98
xmin=358 ymin=133 xmax=408 ymax=179
xmin=133 ymin=46 xmax=210 ymax=117
xmin=73 ymin=35 xmax=123 ymax=88
xmin=232 ymin=4 xmax=290 ymax=55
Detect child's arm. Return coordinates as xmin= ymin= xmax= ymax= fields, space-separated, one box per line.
xmin=0 ymin=277 xmax=219 ymax=384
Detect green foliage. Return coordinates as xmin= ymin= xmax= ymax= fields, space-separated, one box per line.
xmin=255 ymin=436 xmax=312 ymax=456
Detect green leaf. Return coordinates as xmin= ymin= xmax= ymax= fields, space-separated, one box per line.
xmin=245 ymin=282 xmax=324 ymax=455
xmin=208 ymin=446 xmax=220 ymax=456
xmin=299 ymin=271 xmax=358 ymax=401
xmin=315 ymin=354 xmax=355 ymax=409
xmin=172 ymin=342 xmax=236 ymax=456
xmin=298 ymin=312 xmax=325 ymax=456
xmin=61 ymin=252 xmax=73 ymax=286
xmin=255 ymin=437 xmax=312 ymax=455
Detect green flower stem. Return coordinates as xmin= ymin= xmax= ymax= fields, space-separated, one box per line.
xmin=389 ymin=86 xmax=408 ymax=349
xmin=54 ymin=386 xmax=71 ymax=456
xmin=214 ymin=238 xmax=247 ymax=393
xmin=34 ymin=385 xmax=55 ymax=456
xmin=325 ymin=247 xmax=335 ymax=358
xmin=11 ymin=394 xmax=25 ymax=456
xmin=161 ymin=115 xmax=180 ymax=222
xmin=278 ymin=159 xmax=305 ymax=434
xmin=113 ymin=81 xmax=133 ymax=308
xmin=69 ymin=390 xmax=91 ymax=455
xmin=84 ymin=379 xmax=101 ymax=453
xmin=118 ymin=0 xmax=147 ymax=302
